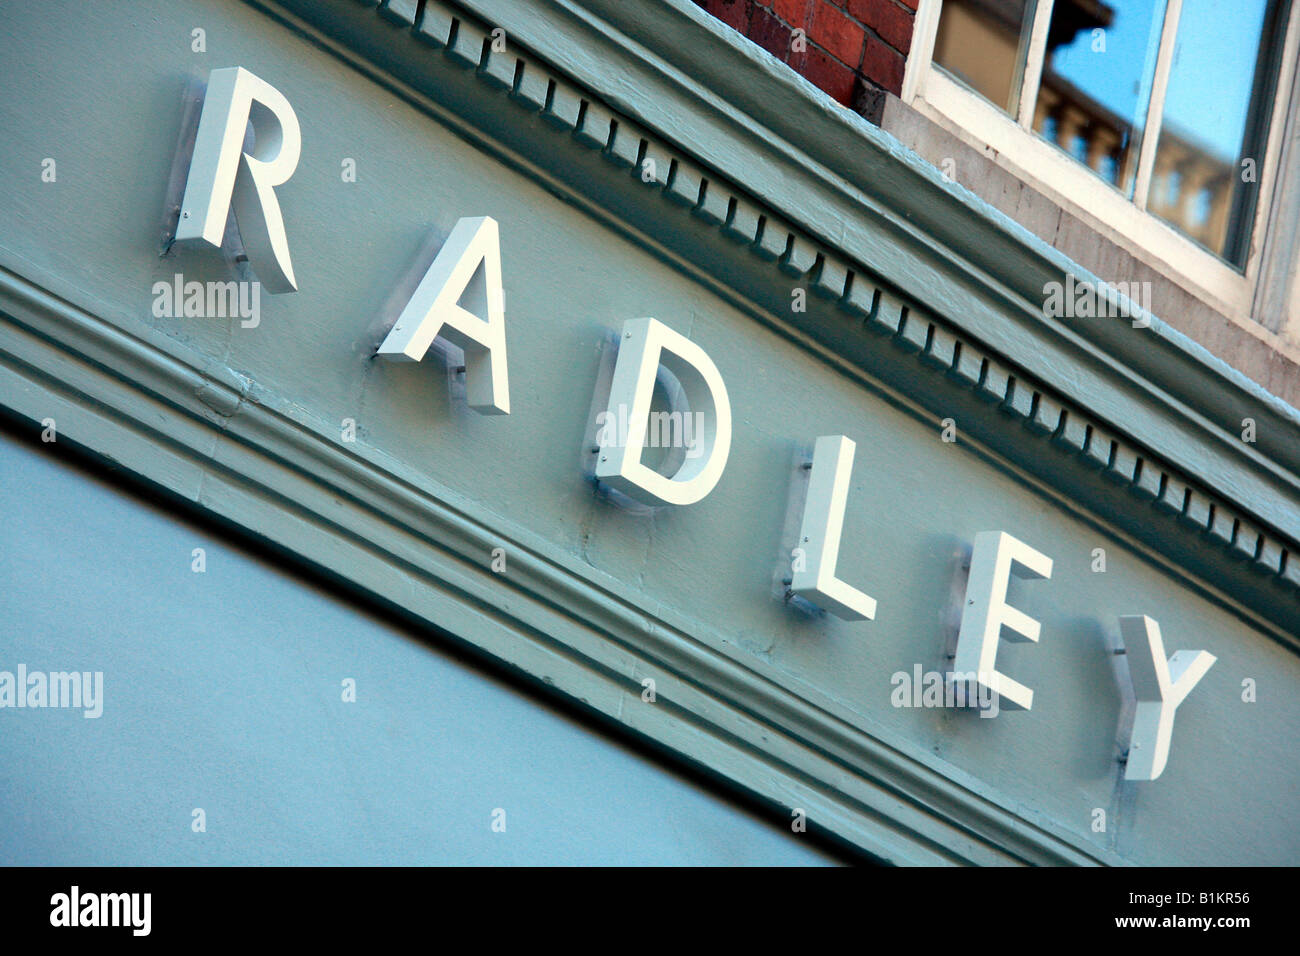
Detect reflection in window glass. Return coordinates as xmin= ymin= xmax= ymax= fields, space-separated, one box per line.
xmin=1032 ymin=0 xmax=1165 ymax=196
xmin=1192 ymin=188 xmax=1212 ymax=227
xmin=933 ymin=0 xmax=1038 ymax=114
xmin=1151 ymin=0 xmax=1285 ymax=266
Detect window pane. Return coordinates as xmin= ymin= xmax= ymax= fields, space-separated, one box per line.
xmin=1150 ymin=0 xmax=1286 ymax=266
xmin=1032 ymin=0 xmax=1166 ymax=196
xmin=933 ymin=0 xmax=1039 ymax=115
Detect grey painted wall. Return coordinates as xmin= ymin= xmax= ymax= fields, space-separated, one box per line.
xmin=0 ymin=429 xmax=835 ymax=865
xmin=0 ymin=0 xmax=1296 ymax=863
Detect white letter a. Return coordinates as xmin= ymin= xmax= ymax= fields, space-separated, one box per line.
xmin=378 ymin=217 xmax=510 ymax=415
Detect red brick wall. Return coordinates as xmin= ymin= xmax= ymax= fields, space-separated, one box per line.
xmin=693 ymin=0 xmax=915 ymax=122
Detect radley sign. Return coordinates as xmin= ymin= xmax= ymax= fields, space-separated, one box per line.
xmin=165 ymin=67 xmax=1218 ymax=782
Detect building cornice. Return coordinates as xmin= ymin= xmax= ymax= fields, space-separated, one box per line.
xmin=0 ymin=255 xmax=1117 ymax=865
xmin=0 ymin=0 xmax=1285 ymax=866
xmin=273 ymin=0 xmax=1300 ymax=637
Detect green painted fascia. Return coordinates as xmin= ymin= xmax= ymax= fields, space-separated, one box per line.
xmin=0 ymin=255 xmax=1118 ymax=866
xmin=273 ymin=0 xmax=1300 ymax=638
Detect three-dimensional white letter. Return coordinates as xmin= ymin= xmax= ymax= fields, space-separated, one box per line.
xmin=951 ymin=530 xmax=1053 ymax=711
xmin=1119 ymin=615 xmax=1215 ymax=781
xmin=790 ymin=435 xmax=876 ymax=620
xmin=377 ymin=217 xmax=510 ymax=415
xmin=595 ymin=318 xmax=731 ymax=506
xmin=176 ymin=66 xmax=301 ymax=293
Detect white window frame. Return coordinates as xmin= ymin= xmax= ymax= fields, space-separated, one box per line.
xmin=903 ymin=0 xmax=1300 ymax=323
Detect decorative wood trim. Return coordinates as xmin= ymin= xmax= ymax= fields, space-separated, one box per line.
xmin=1 ymin=0 xmax=1296 ymax=866
xmin=0 ymin=260 xmax=1117 ymax=866
xmin=900 ymin=0 xmax=941 ymax=106
xmin=1131 ymin=0 xmax=1182 ymax=212
xmin=1014 ymin=0 xmax=1053 ymax=130
xmin=257 ymin=0 xmax=1300 ymax=640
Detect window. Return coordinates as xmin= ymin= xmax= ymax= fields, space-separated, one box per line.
xmin=904 ymin=0 xmax=1300 ymax=319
